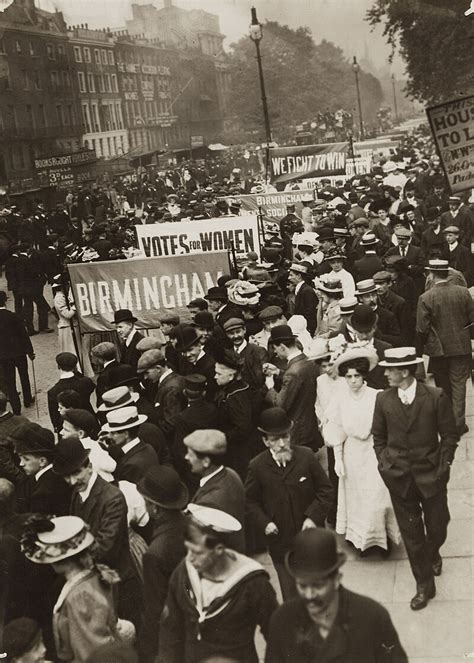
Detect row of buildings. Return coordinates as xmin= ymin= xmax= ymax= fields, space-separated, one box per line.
xmin=0 ymin=0 xmax=232 ymax=194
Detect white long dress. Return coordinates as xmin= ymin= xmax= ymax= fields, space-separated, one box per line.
xmin=325 ymin=382 xmax=400 ymax=551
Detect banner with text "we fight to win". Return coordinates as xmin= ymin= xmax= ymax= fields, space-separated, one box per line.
xmin=269 ymin=143 xmax=348 ymax=184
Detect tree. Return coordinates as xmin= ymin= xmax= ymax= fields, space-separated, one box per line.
xmin=367 ymin=0 xmax=474 ymax=104
xmin=226 ymin=21 xmax=384 ymax=140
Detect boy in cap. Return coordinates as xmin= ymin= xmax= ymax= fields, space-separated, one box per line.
xmin=442 ymin=225 xmax=472 ymax=284
xmin=158 ymin=505 xmax=278 ymax=663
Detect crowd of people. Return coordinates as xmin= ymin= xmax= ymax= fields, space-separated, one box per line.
xmin=0 ymin=124 xmax=473 ymax=662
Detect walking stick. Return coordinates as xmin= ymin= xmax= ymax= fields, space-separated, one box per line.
xmin=30 ymin=355 xmax=40 ymax=419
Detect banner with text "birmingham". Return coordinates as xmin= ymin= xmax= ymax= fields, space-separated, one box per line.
xmin=269 ymin=143 xmax=348 ymax=184
xmin=225 ymin=189 xmax=313 ymax=222
xmin=68 ymin=253 xmax=228 ymax=332
xmin=135 ymin=215 xmax=260 ymax=259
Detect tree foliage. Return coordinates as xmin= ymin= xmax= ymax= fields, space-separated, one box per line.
xmin=226 ymin=21 xmax=384 ymax=139
xmin=367 ymin=0 xmax=474 ymax=104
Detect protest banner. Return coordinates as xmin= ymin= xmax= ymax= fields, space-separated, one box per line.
xmin=226 ymin=189 xmax=314 ymax=222
xmin=426 ymin=95 xmax=474 ymax=194
xmin=68 ymin=252 xmax=228 ymax=333
xmin=269 ymin=143 xmax=348 ymax=184
xmin=135 ymin=214 xmax=260 ymax=259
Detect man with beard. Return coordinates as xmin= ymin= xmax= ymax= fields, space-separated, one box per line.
xmin=265 ymin=529 xmax=407 ymax=662
xmin=245 ymin=408 xmax=333 ymax=600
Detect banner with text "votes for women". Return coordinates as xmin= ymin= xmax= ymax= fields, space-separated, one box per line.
xmin=135 ymin=215 xmax=260 ymax=259
xmin=269 ymin=143 xmax=348 ymax=184
xmin=68 ymin=253 xmax=229 ymax=332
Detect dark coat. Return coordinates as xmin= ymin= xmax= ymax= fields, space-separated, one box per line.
xmin=239 ymin=342 xmax=269 ymax=391
xmin=47 ymin=374 xmax=95 ymax=431
xmin=182 ymin=351 xmax=218 ymax=401
xmin=441 ymin=206 xmax=473 ymax=247
xmin=120 ymin=330 xmax=145 ymax=372
xmin=265 ymin=587 xmax=408 ymax=663
xmin=114 ymin=439 xmax=160 ymax=484
xmin=216 ymin=379 xmax=255 ymax=479
xmin=374 ymin=305 xmax=401 ymax=346
xmin=0 ymin=309 xmax=33 ymax=359
xmin=420 ymin=227 xmax=446 ymax=259
xmin=245 ymin=447 xmax=333 ymax=561
xmin=377 ymin=290 xmax=409 ymax=343
xmin=372 ymin=382 xmax=459 ymax=499
xmin=444 ymin=242 xmax=473 ymax=285
xmin=158 ymin=558 xmax=278 ymax=663
xmin=96 ymin=360 xmax=120 ymax=406
xmin=0 ymin=412 xmax=28 ymax=484
xmin=294 ymin=282 xmax=319 ymax=336
xmin=353 ymin=253 xmax=384 ymax=281
xmin=266 ymin=354 xmax=321 ymax=450
xmin=154 ymin=372 xmax=187 ymax=437
xmin=139 ymin=512 xmax=186 ymax=663
xmin=385 ymin=244 xmax=424 ymax=272
xmin=16 ymin=467 xmax=71 ymax=516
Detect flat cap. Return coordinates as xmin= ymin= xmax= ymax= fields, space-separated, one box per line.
xmin=223 ymin=317 xmax=245 ymax=332
xmin=394 ymin=227 xmax=412 ymax=238
xmin=373 ymin=271 xmax=392 ymax=282
xmin=258 ymin=305 xmax=284 ymax=322
xmin=159 ymin=313 xmax=180 ymax=326
xmin=442 ymin=225 xmax=460 ymax=234
xmin=136 ymin=332 xmax=166 ymax=352
xmin=137 ymin=349 xmax=166 ymax=373
xmin=91 ymin=342 xmax=116 ymax=360
xmin=184 ymin=429 xmax=227 ymax=455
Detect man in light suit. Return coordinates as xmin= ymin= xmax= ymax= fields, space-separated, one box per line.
xmin=372 ymin=347 xmax=459 ymax=611
xmin=416 ymin=259 xmax=474 ymax=435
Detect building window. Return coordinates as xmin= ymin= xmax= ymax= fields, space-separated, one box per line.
xmin=98 ymin=75 xmax=105 ymax=93
xmin=77 ymin=71 xmax=86 ymax=93
xmin=56 ymin=104 xmax=63 ymax=126
xmin=0 ymin=40 xmax=5 ymax=54
xmin=116 ymin=102 xmax=123 ymax=129
xmin=91 ymin=103 xmax=100 ymax=132
xmin=82 ymin=103 xmax=91 ymax=133
xmin=104 ymin=73 xmax=111 ymax=93
xmin=22 ymin=70 xmax=29 ymax=90
xmin=62 ymin=71 xmax=71 ymax=87
xmin=88 ymin=73 xmax=95 ymax=93
xmin=51 ymin=70 xmax=60 ymax=88
xmin=46 ymin=43 xmax=55 ymax=60
xmin=15 ymin=40 xmax=22 ymax=54
xmin=101 ymin=49 xmax=107 ymax=65
xmin=28 ymin=42 xmax=36 ymax=56
xmin=99 ymin=138 xmax=104 ymax=156
xmin=38 ymin=104 xmax=46 ymax=127
xmin=111 ymin=73 xmax=118 ymax=93
xmin=7 ymin=106 xmax=17 ymax=133
xmin=33 ymin=70 xmax=41 ymax=89
xmin=65 ymin=105 xmax=73 ymax=125
xmin=74 ymin=46 xmax=82 ymax=62
xmin=94 ymin=49 xmax=100 ymax=64
xmin=57 ymin=44 xmax=65 ymax=57
xmin=84 ymin=47 xmax=91 ymax=63
xmin=25 ymin=104 xmax=35 ymax=129
xmin=108 ymin=50 xmax=114 ymax=65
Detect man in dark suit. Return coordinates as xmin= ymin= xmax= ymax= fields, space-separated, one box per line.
xmin=264 ymin=325 xmax=321 ymax=450
xmin=47 ymin=352 xmax=95 ymax=432
xmin=174 ymin=325 xmax=218 ymax=400
xmin=137 ymin=466 xmax=187 ymax=663
xmin=288 ymin=263 xmax=318 ymax=335
xmin=114 ymin=308 xmax=144 ymax=372
xmin=0 ymin=392 xmax=28 ymax=484
xmin=184 ymin=428 xmax=245 ymax=552
xmin=353 ymin=232 xmax=384 ymax=281
xmin=385 ymin=227 xmax=425 ymax=288
xmin=265 ymin=529 xmax=407 ymax=662
xmin=416 ymin=259 xmax=474 ymax=435
xmin=420 ymin=208 xmax=446 ymax=259
xmin=246 ymin=408 xmax=333 ymax=600
xmin=372 ymin=347 xmax=459 ymax=610
xmin=0 ymin=290 xmax=34 ymax=414
xmin=137 ymin=350 xmax=186 ymax=439
xmin=442 ymin=225 xmax=472 ymax=285
xmin=440 ymin=195 xmax=473 ymax=247
xmin=53 ymin=436 xmax=142 ymax=626
xmin=355 ymin=279 xmax=401 ymax=346
xmin=11 ymin=422 xmax=71 ymax=516
xmin=205 ymin=286 xmax=239 ymax=328
xmin=223 ymin=317 xmax=268 ymax=392
xmin=91 ymin=342 xmax=120 ymax=406
xmin=101 ymin=405 xmax=160 ymax=484
xmin=373 ymin=271 xmax=412 ymax=343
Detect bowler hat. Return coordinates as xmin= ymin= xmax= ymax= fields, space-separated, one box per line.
xmin=285 ymin=528 xmax=346 ymax=580
xmin=56 ymin=352 xmax=78 ymax=371
xmin=315 ymin=227 xmax=335 ymax=241
xmin=63 ymin=409 xmax=98 ymax=435
xmin=350 ymin=304 xmax=377 ymax=333
xmin=269 ymin=324 xmax=297 ymax=344
xmin=214 ymin=348 xmax=243 ymax=372
xmin=258 ymin=407 xmax=293 ymax=436
xmin=174 ymin=325 xmax=201 ymax=352
xmin=424 ymin=207 xmax=441 ymax=222
xmin=138 ymin=466 xmax=188 ymax=510
xmin=53 ymin=436 xmax=90 ymax=476
xmin=12 ymin=423 xmax=55 ymax=457
xmin=193 ymin=311 xmax=215 ymax=330
xmin=114 ymin=309 xmax=137 ymax=324
xmin=205 ymin=286 xmax=228 ymax=302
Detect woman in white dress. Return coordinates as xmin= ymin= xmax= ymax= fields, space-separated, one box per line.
xmin=324 ymin=347 xmax=400 ymax=555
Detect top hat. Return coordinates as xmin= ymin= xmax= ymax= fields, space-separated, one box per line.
xmin=22 ymin=515 xmax=95 ymax=565
xmin=12 ymin=423 xmax=56 ymax=457
xmin=350 ymin=304 xmax=377 ymax=332
xmin=205 ymin=286 xmax=228 ymax=302
xmin=174 ymin=325 xmax=201 ymax=352
xmin=285 ymin=529 xmax=346 ymax=580
xmin=379 ymin=346 xmax=423 ymax=367
xmin=258 ymin=407 xmax=293 ymax=436
xmin=332 ymin=346 xmax=378 ymax=374
xmin=114 ymin=309 xmax=137 ymax=324
xmin=138 ymin=466 xmax=188 ymax=510
xmin=193 ymin=311 xmax=215 ymax=330
xmin=355 ymin=279 xmax=377 ymax=296
xmin=98 ymin=386 xmax=139 ymax=412
xmin=53 ymin=436 xmax=90 ymax=476
xmin=101 ymin=406 xmax=148 ymax=433
xmin=269 ymin=324 xmax=297 ymax=344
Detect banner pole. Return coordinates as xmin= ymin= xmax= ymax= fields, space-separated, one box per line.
xmin=62 ymin=268 xmax=84 ymax=374
xmin=257 ymin=205 xmax=265 ymax=253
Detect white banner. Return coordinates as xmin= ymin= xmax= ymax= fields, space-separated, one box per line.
xmin=136 ymin=214 xmax=260 ymax=259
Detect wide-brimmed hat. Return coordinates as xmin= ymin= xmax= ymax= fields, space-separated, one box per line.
xmin=138 ymin=466 xmax=188 ymax=510
xmin=350 ymin=304 xmax=377 ymax=332
xmin=269 ymin=324 xmax=297 ymax=344
xmin=332 ymin=346 xmax=378 ymax=374
xmin=228 ymin=280 xmax=260 ymax=306
xmin=114 ymin=309 xmax=137 ymax=324
xmin=187 ymin=504 xmax=242 ymax=534
xmin=22 ymin=515 xmax=94 ymax=564
xmin=205 ymin=286 xmax=228 ymax=302
xmin=323 ymin=247 xmax=346 ymax=262
xmin=53 ymin=436 xmax=90 ymax=476
xmin=258 ymin=407 xmax=293 ymax=436
xmin=355 ymin=279 xmax=377 ymax=296
xmin=173 ymin=325 xmax=201 ymax=352
xmin=307 ymin=337 xmax=331 ymax=361
xmin=101 ymin=406 xmax=147 ymax=433
xmin=317 ymin=276 xmax=343 ymax=294
xmin=98 ymin=386 xmax=139 ymax=411
xmin=12 ymin=423 xmax=56 ymax=458
xmin=285 ymin=529 xmax=346 ymax=580
xmin=379 ymin=347 xmax=423 ymax=367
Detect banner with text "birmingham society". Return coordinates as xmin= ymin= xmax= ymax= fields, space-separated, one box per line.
xmin=68 ymin=253 xmax=228 ymax=332
xmin=135 ymin=214 xmax=260 ymax=259
xmin=269 ymin=143 xmax=348 ymax=184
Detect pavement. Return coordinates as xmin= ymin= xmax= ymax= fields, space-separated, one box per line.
xmin=3 ymin=279 xmax=473 ymax=662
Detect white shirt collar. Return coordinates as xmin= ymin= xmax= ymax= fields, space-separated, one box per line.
xmin=60 ymin=370 xmax=75 ymax=379
xmin=295 ymin=281 xmax=304 ymax=295
xmin=199 ymin=465 xmax=224 ymax=487
xmin=235 ymin=339 xmax=248 ymax=354
xmin=79 ymin=471 xmax=98 ymax=502
xmin=398 ymin=379 xmax=417 ymax=405
xmin=286 ymin=347 xmax=301 ymax=362
xmin=448 ymin=241 xmax=458 ymax=251
xmin=103 ymin=358 xmax=115 ymax=368
xmin=269 ymin=449 xmax=288 ymax=468
xmin=191 ymin=350 xmax=205 ymax=364
xmin=121 ymin=437 xmax=141 ymax=454
xmin=159 ymin=368 xmax=173 ymax=384
xmin=35 ymin=464 xmax=52 ymax=482
xmin=125 ymin=328 xmax=137 ymax=347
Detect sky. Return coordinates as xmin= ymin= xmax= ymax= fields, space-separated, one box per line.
xmin=36 ymin=0 xmax=406 ymax=76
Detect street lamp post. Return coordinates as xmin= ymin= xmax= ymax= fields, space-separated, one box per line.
xmin=249 ymin=7 xmax=272 ymax=182
xmin=352 ymin=56 xmax=364 ymax=140
xmin=391 ymin=73 xmax=399 ymax=124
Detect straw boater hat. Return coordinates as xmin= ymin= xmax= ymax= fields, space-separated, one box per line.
xmin=317 ymin=275 xmax=343 ymax=294
xmin=98 ymin=386 xmax=139 ymax=412
xmin=101 ymin=406 xmax=147 ymax=433
xmin=379 ymin=347 xmax=423 ymax=367
xmin=21 ymin=516 xmax=94 ymax=564
xmin=424 ymin=258 xmax=449 ymax=273
xmin=332 ymin=346 xmax=379 ymax=374
xmin=355 ymin=279 xmax=378 ymax=296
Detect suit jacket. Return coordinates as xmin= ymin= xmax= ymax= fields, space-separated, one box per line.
xmin=71 ymin=474 xmax=135 ymax=580
xmin=294 ymin=282 xmax=318 ymax=336
xmin=0 ymin=412 xmax=28 ymax=484
xmin=0 ymin=309 xmax=33 ymax=359
xmin=245 ymin=447 xmax=333 ymax=561
xmin=416 ymin=281 xmax=474 ymax=357
xmin=353 ymin=253 xmax=384 ymax=281
xmin=374 ymin=305 xmax=401 ymax=346
xmin=266 ymin=354 xmax=321 ymax=449
xmin=114 ymin=439 xmax=160 ymax=484
xmin=96 ymin=359 xmax=120 ymax=406
xmin=155 ymin=372 xmax=187 ymax=437
xmin=216 ymin=379 xmax=255 ymax=479
xmin=265 ymin=587 xmax=407 ymax=663
xmin=16 ymin=467 xmax=71 ymax=516
xmin=444 ymin=243 xmax=473 ymax=285
xmin=377 ymin=290 xmax=409 ymax=343
xmin=120 ymin=330 xmax=145 ymax=372
xmin=239 ymin=342 xmax=268 ymax=391
xmin=47 ymin=374 xmax=95 ymax=431
xmin=441 ymin=206 xmax=473 ymax=246
xmin=372 ymin=382 xmax=459 ymax=499
xmin=139 ymin=512 xmax=186 ymax=663
xmin=385 ymin=244 xmax=424 ymax=274
xmin=420 ymin=227 xmax=446 ymax=259
xmin=182 ymin=352 xmax=217 ymax=400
